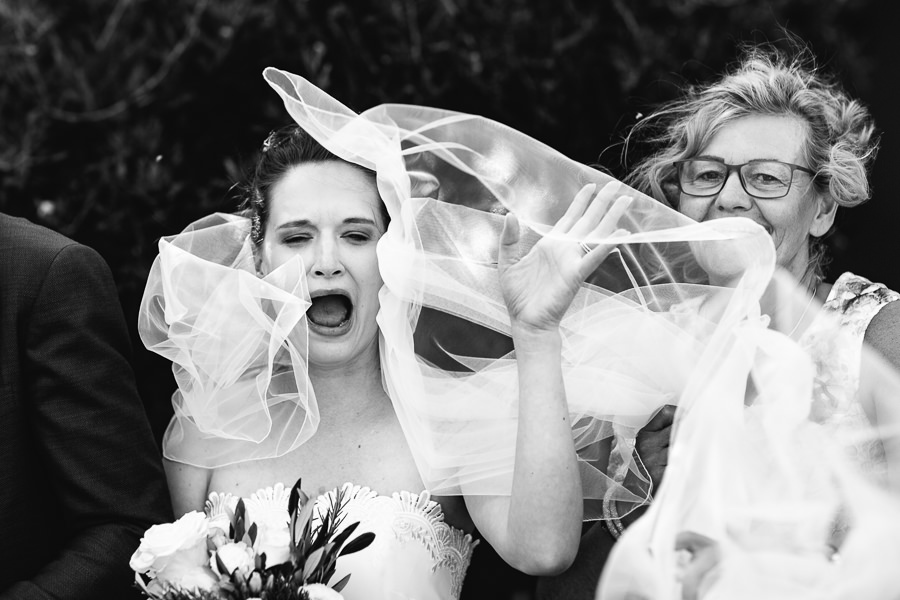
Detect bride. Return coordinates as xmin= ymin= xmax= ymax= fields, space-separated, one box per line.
xmin=138 ymin=73 xmax=645 ymax=598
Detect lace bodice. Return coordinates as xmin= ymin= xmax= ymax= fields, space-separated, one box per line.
xmin=206 ymin=483 xmax=477 ymax=600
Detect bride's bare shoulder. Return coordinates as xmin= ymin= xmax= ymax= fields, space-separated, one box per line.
xmin=164 ymin=458 xmax=212 ymax=517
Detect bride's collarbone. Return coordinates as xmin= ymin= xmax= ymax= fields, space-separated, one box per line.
xmin=208 ymin=414 xmax=422 ymax=499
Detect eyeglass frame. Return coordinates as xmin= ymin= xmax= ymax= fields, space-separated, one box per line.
xmin=672 ymin=158 xmax=817 ymax=199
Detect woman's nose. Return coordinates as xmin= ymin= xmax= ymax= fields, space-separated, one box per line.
xmin=714 ymin=171 xmax=753 ymax=211
xmin=311 ymin=239 xmax=343 ymax=278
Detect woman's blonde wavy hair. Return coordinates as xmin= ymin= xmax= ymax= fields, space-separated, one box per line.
xmin=624 ymin=43 xmax=879 ymax=283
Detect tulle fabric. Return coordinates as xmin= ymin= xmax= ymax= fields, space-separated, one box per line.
xmin=596 ymin=271 xmax=900 ymax=599
xmin=140 ymin=213 xmax=318 ymax=466
xmin=258 ymin=68 xmax=778 ymax=519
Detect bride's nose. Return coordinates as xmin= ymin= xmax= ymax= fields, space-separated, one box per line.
xmin=310 ymin=238 xmax=344 ymax=278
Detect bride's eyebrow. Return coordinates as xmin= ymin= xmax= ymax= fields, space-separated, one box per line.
xmin=342 ymin=217 xmax=378 ymax=227
xmin=276 ymin=220 xmax=314 ymax=230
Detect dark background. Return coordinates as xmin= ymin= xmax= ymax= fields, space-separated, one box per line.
xmin=3 ymin=0 xmax=895 ymax=435
xmin=0 ymin=1 xmax=895 ymax=595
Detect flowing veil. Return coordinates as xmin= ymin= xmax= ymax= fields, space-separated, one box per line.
xmin=140 ymin=213 xmax=317 ymax=465
xmin=255 ymin=68 xmax=779 ymax=520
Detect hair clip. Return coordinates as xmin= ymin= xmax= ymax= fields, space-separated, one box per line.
xmin=261 ymin=130 xmax=279 ymax=153
xmin=251 ymin=214 xmax=262 ymax=244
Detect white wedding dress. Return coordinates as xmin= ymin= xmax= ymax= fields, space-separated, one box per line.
xmin=206 ymin=483 xmax=476 ymax=600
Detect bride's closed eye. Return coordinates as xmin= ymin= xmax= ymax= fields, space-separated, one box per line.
xmin=343 ymin=231 xmax=375 ymax=243
xmin=282 ymin=233 xmax=313 ymax=245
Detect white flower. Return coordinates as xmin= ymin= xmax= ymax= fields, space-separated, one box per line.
xmin=245 ymin=485 xmax=292 ymax=566
xmin=206 ymin=486 xmax=292 ymax=567
xmin=144 ymin=562 xmax=219 ymax=597
xmin=130 ymin=511 xmax=210 ymax=574
xmin=212 ymin=541 xmax=257 ymax=576
xmin=253 ymin=514 xmax=291 ymax=566
xmin=129 ymin=511 xmax=217 ymax=594
xmin=303 ymin=583 xmax=344 ymax=600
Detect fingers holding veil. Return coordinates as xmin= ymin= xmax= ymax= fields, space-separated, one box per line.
xmin=497 ymin=181 xmax=632 ymax=332
xmin=569 ymin=182 xmax=633 ymax=278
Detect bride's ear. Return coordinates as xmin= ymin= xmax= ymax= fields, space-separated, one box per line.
xmin=809 ymin=193 xmax=838 ymax=238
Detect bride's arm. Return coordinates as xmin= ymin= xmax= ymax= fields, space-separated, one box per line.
xmin=465 ymin=183 xmax=631 ymax=575
xmin=164 ymin=459 xmax=211 ymax=517
xmin=464 ymin=326 xmax=580 ymax=575
xmin=466 ymin=324 xmax=582 ymax=575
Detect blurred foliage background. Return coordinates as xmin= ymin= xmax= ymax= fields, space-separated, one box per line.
xmin=0 ymin=0 xmax=894 ymax=594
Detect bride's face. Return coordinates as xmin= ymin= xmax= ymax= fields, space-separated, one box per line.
xmin=260 ymin=161 xmax=386 ymax=368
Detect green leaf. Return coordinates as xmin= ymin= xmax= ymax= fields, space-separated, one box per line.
xmin=320 ymin=541 xmax=335 ymax=563
xmin=248 ymin=521 xmax=258 ymax=546
xmin=288 ymin=477 xmax=304 ymax=516
xmin=320 ymin=557 xmax=338 ymax=587
xmin=215 ymin=551 xmax=230 ymax=577
xmin=302 ymin=546 xmax=326 ymax=582
xmin=311 ymin=515 xmax=331 ymax=551
xmin=329 ymin=521 xmax=360 ymax=551
xmin=233 ymin=498 xmax=247 ymax=542
xmin=338 ymin=531 xmax=375 ymax=556
xmin=331 ymin=573 xmax=351 ymax=593
xmin=292 ymin=499 xmax=316 ymax=546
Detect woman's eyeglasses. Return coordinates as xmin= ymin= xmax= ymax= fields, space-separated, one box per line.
xmin=673 ymin=159 xmax=816 ymax=199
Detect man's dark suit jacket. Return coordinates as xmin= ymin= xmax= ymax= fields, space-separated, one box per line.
xmin=0 ymin=213 xmax=173 ymax=598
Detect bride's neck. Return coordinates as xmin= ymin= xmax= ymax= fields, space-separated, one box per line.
xmin=308 ymin=342 xmax=388 ymax=417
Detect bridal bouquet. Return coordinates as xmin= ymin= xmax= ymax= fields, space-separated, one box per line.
xmin=130 ymin=479 xmax=374 ymax=599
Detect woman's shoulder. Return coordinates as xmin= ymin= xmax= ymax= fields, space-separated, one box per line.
xmin=863 ymin=296 xmax=900 ymax=371
xmin=826 ymin=271 xmax=900 ymax=313
xmin=823 ymin=272 xmax=899 ymax=330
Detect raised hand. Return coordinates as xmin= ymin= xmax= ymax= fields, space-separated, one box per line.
xmin=498 ymin=182 xmax=632 ymax=334
xmin=477 ymin=182 xmax=632 ymax=573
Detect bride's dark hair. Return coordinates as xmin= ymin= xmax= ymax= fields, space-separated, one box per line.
xmin=240 ymin=124 xmax=389 ymax=245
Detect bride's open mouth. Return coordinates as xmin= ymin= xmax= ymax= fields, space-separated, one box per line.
xmin=307 ymin=292 xmax=353 ymax=336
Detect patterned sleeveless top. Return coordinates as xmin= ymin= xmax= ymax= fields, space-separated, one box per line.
xmin=800 ymin=271 xmax=900 ymax=477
